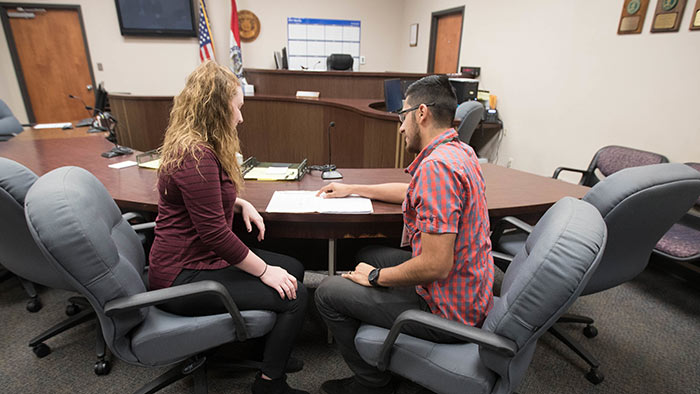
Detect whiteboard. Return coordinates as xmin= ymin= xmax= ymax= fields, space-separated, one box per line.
xmin=287 ymin=17 xmax=361 ymax=71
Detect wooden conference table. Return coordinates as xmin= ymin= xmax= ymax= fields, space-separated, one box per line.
xmin=1 ymin=127 xmax=588 ymax=272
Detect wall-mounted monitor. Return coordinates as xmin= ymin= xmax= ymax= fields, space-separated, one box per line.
xmin=115 ymin=0 xmax=197 ymax=37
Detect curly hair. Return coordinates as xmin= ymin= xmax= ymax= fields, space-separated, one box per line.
xmin=158 ymin=60 xmax=244 ymax=190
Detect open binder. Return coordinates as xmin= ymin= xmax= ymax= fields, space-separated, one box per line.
xmin=242 ymin=157 xmax=308 ymax=181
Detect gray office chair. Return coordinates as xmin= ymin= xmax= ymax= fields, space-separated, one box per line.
xmin=653 ymin=162 xmax=700 ymax=270
xmin=24 ymin=166 xmax=277 ymax=393
xmin=552 ymin=145 xmax=668 ymax=187
xmin=455 ymin=101 xmax=484 ymax=145
xmin=0 ymin=157 xmax=112 ymax=372
xmin=491 ymin=163 xmax=700 ymax=384
xmin=0 ymin=99 xmax=24 ymax=141
xmin=354 ymin=197 xmax=607 ymax=394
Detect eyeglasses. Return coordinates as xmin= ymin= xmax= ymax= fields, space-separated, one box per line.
xmin=397 ymin=102 xmax=435 ymax=123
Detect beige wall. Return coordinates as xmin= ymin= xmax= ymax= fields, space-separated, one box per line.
xmin=399 ymin=0 xmax=700 ymax=176
xmin=2 ymin=0 xmax=698 ymax=178
xmin=0 ymin=0 xmax=403 ymax=122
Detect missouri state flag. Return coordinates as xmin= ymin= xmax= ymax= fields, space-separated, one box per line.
xmin=229 ymin=0 xmax=243 ymax=78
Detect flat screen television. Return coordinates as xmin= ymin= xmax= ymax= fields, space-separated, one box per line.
xmin=115 ymin=0 xmax=197 ymax=37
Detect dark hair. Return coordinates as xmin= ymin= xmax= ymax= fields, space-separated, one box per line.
xmin=405 ymin=75 xmax=457 ymax=128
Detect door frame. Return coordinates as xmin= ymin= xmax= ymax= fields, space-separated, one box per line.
xmin=0 ymin=2 xmax=95 ymax=123
xmin=426 ymin=6 xmax=464 ymax=74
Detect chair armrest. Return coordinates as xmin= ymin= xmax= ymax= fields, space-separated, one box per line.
xmin=490 ymin=216 xmax=533 ymax=246
xmin=122 ymin=212 xmax=145 ymax=222
xmin=104 ymin=280 xmax=250 ymax=341
xmin=552 ymin=166 xmax=588 ymax=182
xmin=376 ymin=309 xmax=517 ymax=371
xmin=131 ymin=222 xmax=155 ymax=232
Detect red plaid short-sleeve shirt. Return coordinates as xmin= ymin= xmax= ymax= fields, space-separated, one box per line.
xmin=403 ymin=128 xmax=494 ymax=326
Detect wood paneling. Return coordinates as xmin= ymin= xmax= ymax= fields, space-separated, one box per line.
xmin=6 ymin=7 xmax=93 ymax=123
xmin=108 ymin=94 xmax=173 ymax=152
xmin=244 ymin=69 xmax=427 ymax=99
xmin=238 ymin=96 xmax=405 ymax=168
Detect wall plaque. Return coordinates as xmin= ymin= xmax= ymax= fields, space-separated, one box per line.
xmin=618 ymin=0 xmax=650 ymax=34
xmin=690 ymin=0 xmax=700 ymax=29
xmin=651 ymin=0 xmax=687 ymax=32
xmin=238 ymin=10 xmax=260 ymax=42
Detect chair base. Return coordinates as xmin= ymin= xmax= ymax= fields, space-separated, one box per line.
xmin=548 ymin=325 xmax=604 ymax=385
xmin=134 ymin=355 xmax=260 ymax=394
xmin=28 ymin=296 xmax=111 ymax=376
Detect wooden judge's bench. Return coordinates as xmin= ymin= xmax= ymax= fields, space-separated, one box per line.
xmin=109 ymin=68 xmax=501 ymax=169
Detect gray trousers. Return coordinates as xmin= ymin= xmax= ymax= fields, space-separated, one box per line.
xmin=314 ymin=245 xmax=455 ymax=387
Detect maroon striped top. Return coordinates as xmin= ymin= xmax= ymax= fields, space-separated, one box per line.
xmin=148 ymin=146 xmax=249 ymax=290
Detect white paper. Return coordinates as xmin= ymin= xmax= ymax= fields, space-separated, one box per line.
xmin=266 ymin=166 xmax=289 ymax=174
xmin=343 ymin=26 xmax=360 ymax=41
xmin=33 ymin=122 xmax=72 ymax=129
xmin=266 ymin=191 xmax=373 ymax=214
xmin=108 ymin=160 xmax=137 ymax=169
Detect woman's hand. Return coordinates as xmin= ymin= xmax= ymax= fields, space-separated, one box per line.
xmin=260 ymin=265 xmax=298 ymax=299
xmin=238 ymin=198 xmax=265 ymax=241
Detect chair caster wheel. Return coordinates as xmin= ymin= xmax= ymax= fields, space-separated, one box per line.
xmin=65 ymin=304 xmax=81 ymax=316
xmin=585 ymin=368 xmax=604 ymax=385
xmin=32 ymin=343 xmax=51 ymax=358
xmin=26 ymin=298 xmax=42 ymax=313
xmin=94 ymin=360 xmax=111 ymax=376
xmin=583 ymin=325 xmax=598 ymax=338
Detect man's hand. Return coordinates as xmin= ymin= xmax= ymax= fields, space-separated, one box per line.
xmin=342 ymin=262 xmax=375 ymax=287
xmin=317 ymin=183 xmax=353 ymax=198
xmin=239 ymin=199 xmax=265 ymax=241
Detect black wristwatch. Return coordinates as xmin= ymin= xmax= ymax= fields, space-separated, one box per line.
xmin=368 ymin=268 xmax=385 ymax=288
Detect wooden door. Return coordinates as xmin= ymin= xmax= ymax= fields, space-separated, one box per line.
xmin=428 ymin=7 xmax=464 ymax=74
xmin=3 ymin=6 xmax=94 ymax=123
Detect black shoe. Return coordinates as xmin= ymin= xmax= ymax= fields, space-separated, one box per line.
xmin=286 ymin=357 xmax=304 ymax=373
xmin=320 ymin=376 xmax=394 ymax=394
xmin=252 ymin=372 xmax=309 ymax=394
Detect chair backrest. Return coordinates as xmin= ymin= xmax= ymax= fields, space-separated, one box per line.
xmin=685 ymin=163 xmax=700 ymax=207
xmin=482 ymin=197 xmax=607 ymax=394
xmin=24 ymin=166 xmax=147 ymax=362
xmin=0 ymin=158 xmax=71 ymax=289
xmin=581 ymin=163 xmax=700 ymax=294
xmin=0 ymin=99 xmax=23 ymax=135
xmin=326 ymin=53 xmax=353 ymax=71
xmin=455 ymin=101 xmax=484 ymax=145
xmin=583 ymin=145 xmax=668 ymax=186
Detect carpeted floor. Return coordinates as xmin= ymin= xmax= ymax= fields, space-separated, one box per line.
xmin=1 ymin=261 xmax=698 ymax=394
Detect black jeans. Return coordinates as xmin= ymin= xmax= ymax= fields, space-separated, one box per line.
xmin=314 ymin=245 xmax=455 ymax=387
xmin=162 ymin=248 xmax=307 ymax=379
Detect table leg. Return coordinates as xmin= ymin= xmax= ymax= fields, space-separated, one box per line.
xmin=327 ymin=238 xmax=336 ymax=344
xmin=327 ymin=238 xmax=336 ymax=276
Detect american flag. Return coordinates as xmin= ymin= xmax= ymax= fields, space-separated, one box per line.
xmin=198 ymin=0 xmax=215 ymax=62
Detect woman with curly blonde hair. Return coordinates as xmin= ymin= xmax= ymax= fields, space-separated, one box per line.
xmin=149 ymin=61 xmax=308 ymax=394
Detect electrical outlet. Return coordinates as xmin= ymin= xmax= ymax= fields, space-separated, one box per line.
xmin=97 ymin=62 xmax=103 ymax=71
xmin=507 ymin=157 xmax=513 ymax=168
xmin=359 ymin=56 xmax=366 ymax=65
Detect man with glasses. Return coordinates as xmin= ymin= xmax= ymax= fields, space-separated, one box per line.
xmin=315 ymin=75 xmax=494 ymax=394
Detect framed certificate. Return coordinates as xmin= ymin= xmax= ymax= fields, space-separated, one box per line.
xmin=409 ymin=23 xmax=419 ymax=46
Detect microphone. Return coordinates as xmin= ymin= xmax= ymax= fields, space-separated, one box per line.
xmin=93 ymin=111 xmax=133 ymax=158
xmin=321 ymin=121 xmax=342 ymax=180
xmin=68 ymin=94 xmax=93 ymax=117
